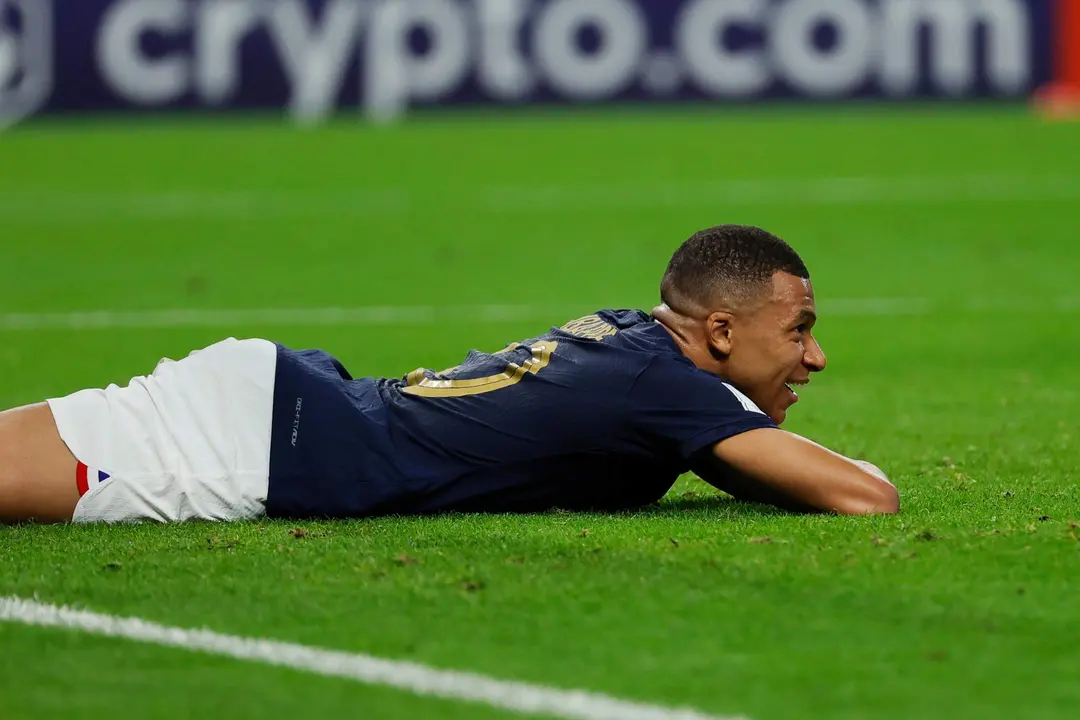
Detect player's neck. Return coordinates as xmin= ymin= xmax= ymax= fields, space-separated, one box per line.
xmin=651 ymin=304 xmax=724 ymax=376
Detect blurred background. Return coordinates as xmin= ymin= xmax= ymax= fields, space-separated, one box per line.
xmin=2 ymin=0 xmax=1077 ymax=121
xmin=0 ymin=0 xmax=1078 ymax=409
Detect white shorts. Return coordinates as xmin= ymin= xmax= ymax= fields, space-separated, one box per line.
xmin=47 ymin=338 xmax=277 ymax=523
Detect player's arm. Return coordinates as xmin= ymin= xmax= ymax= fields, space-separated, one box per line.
xmin=694 ymin=428 xmax=899 ymax=515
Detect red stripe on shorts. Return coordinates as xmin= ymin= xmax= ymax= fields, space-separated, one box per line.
xmin=76 ymin=462 xmax=89 ymax=497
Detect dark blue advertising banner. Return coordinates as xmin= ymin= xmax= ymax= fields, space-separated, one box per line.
xmin=0 ymin=0 xmax=1059 ymax=125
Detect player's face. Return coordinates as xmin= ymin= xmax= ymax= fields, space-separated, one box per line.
xmin=722 ymin=273 xmax=827 ymax=424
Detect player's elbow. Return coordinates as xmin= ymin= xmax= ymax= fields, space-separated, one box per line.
xmin=831 ymin=474 xmax=900 ymax=516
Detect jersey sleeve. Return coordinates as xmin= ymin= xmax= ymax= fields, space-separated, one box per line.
xmin=629 ymin=357 xmax=778 ymax=460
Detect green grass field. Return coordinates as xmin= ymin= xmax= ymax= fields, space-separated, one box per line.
xmin=1 ymin=107 xmax=1078 ymax=720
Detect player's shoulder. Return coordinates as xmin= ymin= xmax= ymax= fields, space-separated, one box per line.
xmin=553 ymin=309 xmax=673 ymax=349
xmin=554 ymin=309 xmax=646 ymax=335
xmin=634 ymin=352 xmax=769 ymax=416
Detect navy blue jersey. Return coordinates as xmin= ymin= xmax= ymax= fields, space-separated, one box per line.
xmin=266 ymin=310 xmax=777 ymax=518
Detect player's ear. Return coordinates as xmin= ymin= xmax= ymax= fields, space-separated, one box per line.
xmin=705 ymin=311 xmax=734 ymax=357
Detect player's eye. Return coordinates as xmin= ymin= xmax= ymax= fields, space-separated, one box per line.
xmin=794 ymin=324 xmax=808 ymax=334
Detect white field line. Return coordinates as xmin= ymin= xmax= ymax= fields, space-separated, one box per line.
xmin=0 ymin=175 xmax=1078 ymax=218
xmin=0 ymin=304 xmax=588 ymax=331
xmin=0 ymin=596 xmax=741 ymax=720
xmin=480 ymin=174 xmax=1080 ymax=211
xmin=0 ymin=189 xmax=412 ymax=219
xmin=0 ymin=298 xmax=1077 ymax=332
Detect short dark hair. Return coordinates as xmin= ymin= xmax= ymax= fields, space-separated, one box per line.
xmin=660 ymin=225 xmax=809 ymax=312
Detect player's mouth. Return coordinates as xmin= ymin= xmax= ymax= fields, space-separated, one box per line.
xmin=783 ymin=378 xmax=809 ymax=404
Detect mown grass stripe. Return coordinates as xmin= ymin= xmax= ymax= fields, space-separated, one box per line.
xmin=1 ymin=175 xmax=1078 ymax=219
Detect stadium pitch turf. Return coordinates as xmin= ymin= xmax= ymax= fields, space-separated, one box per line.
xmin=1 ymin=107 xmax=1078 ymax=719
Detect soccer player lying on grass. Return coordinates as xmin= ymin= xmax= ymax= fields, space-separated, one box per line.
xmin=0 ymin=225 xmax=898 ymax=524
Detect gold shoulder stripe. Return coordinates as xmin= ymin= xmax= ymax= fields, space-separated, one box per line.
xmin=402 ymin=341 xmax=558 ymax=398
xmin=561 ymin=314 xmax=618 ymax=341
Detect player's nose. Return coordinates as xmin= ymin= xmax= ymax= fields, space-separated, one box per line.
xmin=805 ymin=335 xmax=827 ymax=372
